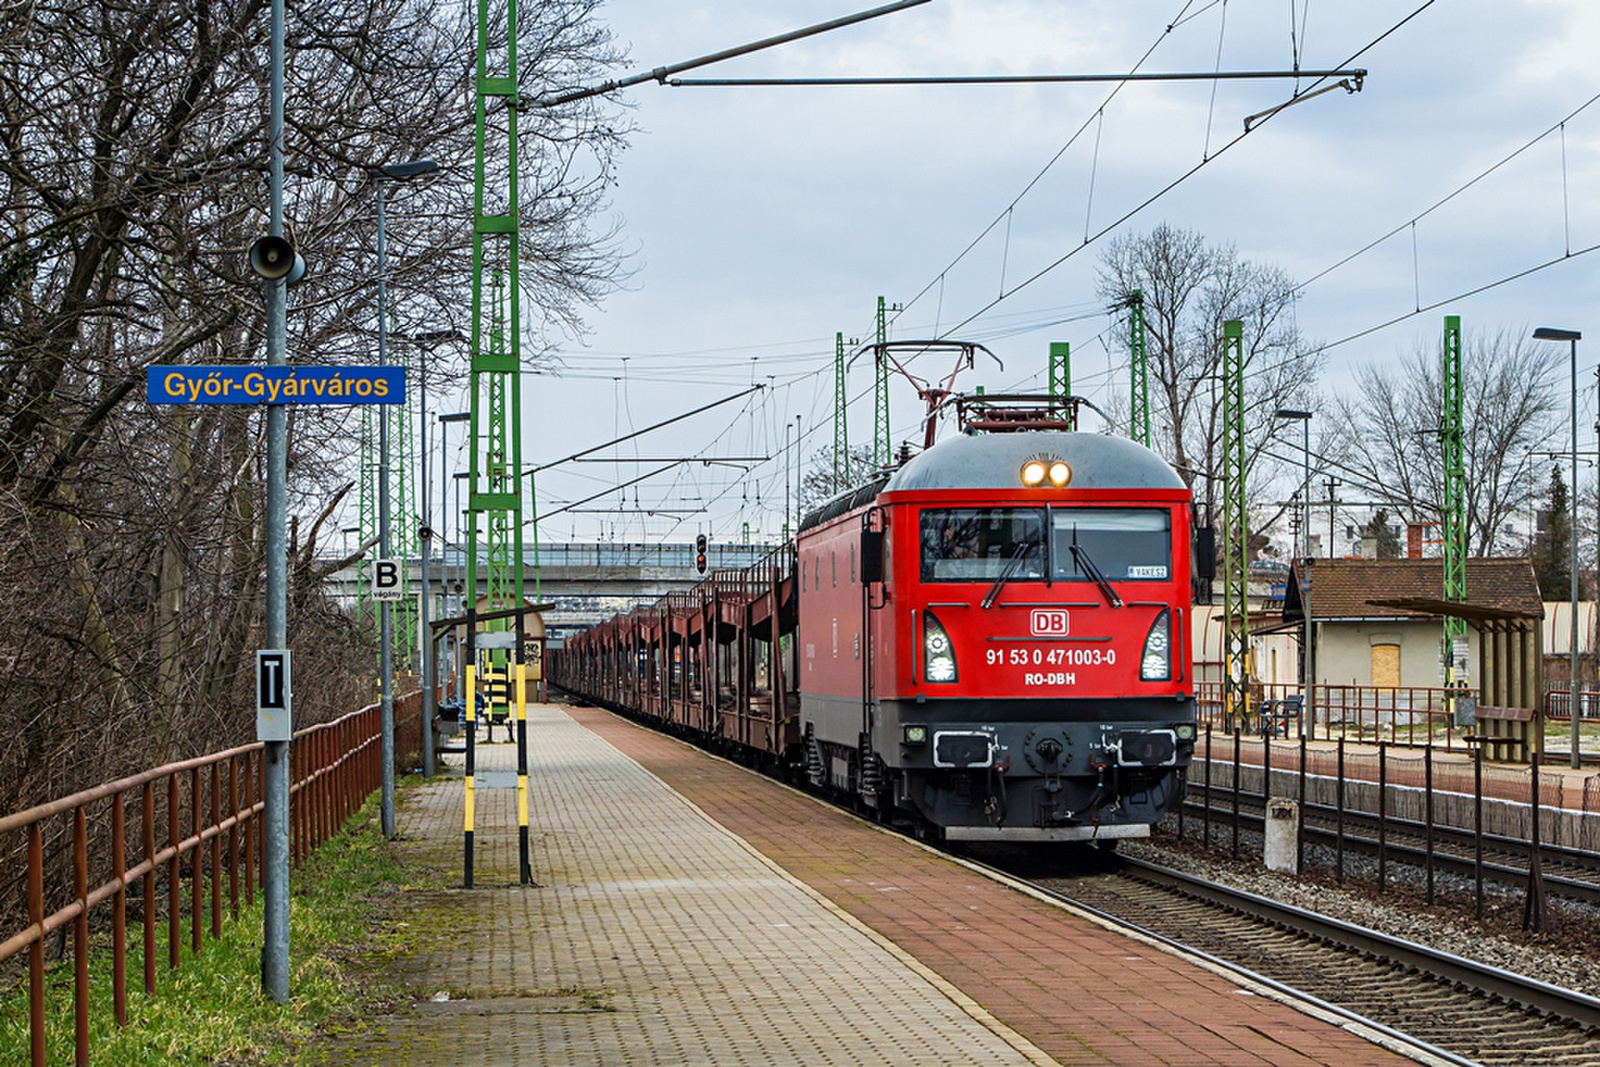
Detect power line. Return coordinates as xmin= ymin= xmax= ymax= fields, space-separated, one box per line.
xmin=668 ymin=68 xmax=1364 ymax=88
xmin=898 ymin=1 xmax=1438 ymax=342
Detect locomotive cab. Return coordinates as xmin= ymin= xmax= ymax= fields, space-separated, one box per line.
xmin=798 ymin=430 xmax=1197 ymax=842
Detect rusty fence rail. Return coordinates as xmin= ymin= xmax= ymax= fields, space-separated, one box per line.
xmin=0 ymin=692 xmax=422 ymax=1067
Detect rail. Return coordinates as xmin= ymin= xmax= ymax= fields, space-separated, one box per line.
xmin=0 ymin=692 xmax=423 ymax=1067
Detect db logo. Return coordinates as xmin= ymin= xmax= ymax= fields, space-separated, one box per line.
xmin=1030 ymin=609 xmax=1070 ymax=636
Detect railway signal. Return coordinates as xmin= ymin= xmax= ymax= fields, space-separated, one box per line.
xmin=696 ymin=534 xmax=708 ymax=574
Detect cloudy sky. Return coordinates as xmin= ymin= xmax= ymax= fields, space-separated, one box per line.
xmin=508 ymin=0 xmax=1600 ymax=547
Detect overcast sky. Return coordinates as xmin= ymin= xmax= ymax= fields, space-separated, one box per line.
xmin=503 ymin=0 xmax=1600 ymax=548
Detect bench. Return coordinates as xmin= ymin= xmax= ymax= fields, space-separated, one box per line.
xmin=1463 ymin=705 xmax=1534 ymax=761
xmin=1258 ymin=694 xmax=1303 ymax=739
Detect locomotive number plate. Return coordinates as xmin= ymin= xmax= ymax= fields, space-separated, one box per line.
xmin=987 ymin=647 xmax=1115 ymax=667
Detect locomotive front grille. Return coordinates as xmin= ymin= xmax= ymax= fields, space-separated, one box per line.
xmin=933 ymin=731 xmax=993 ymax=768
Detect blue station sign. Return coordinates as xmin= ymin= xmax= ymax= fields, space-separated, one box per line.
xmin=146 ymin=365 xmax=406 ymax=405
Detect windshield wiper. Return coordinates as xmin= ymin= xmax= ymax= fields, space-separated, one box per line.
xmin=1070 ymin=542 xmax=1125 ymax=609
xmin=981 ymin=540 xmax=1039 ymax=609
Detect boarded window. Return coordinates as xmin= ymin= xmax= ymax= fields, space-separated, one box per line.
xmin=1371 ymin=644 xmax=1401 ymax=688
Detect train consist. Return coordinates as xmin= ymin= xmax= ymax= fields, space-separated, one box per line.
xmin=550 ymin=396 xmax=1198 ymax=844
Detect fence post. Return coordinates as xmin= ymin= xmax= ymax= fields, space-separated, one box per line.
xmin=113 ymin=793 xmax=127 ymax=1027
xmin=74 ymin=805 xmax=89 ymax=1066
xmin=1297 ymin=733 xmax=1307 ymax=873
xmin=29 ymin=822 xmax=45 ymax=1067
xmin=1377 ymin=741 xmax=1387 ymax=895
xmin=229 ymin=758 xmax=240 ymax=921
xmin=1474 ymin=746 xmax=1484 ymax=921
xmin=1263 ymin=733 xmax=1272 ymax=807
xmin=211 ymin=763 xmax=222 ymax=939
xmin=190 ymin=765 xmax=201 ymax=955
xmin=1203 ymin=724 xmax=1212 ymax=850
xmin=168 ymin=774 xmax=180 ymax=970
xmin=1335 ymin=736 xmax=1345 ymax=884
xmin=142 ymin=783 xmax=155 ymax=994
xmin=1424 ymin=743 xmax=1435 ymax=905
xmin=1231 ymin=728 xmax=1241 ymax=860
xmin=1525 ymin=753 xmax=1548 ymax=932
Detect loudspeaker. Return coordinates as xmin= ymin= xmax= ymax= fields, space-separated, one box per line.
xmin=248 ymin=235 xmax=297 ymax=279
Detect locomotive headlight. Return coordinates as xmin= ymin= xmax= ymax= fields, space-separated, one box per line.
xmin=923 ymin=611 xmax=958 ymax=683
xmin=1021 ymin=454 xmax=1070 ymax=488
xmin=1174 ymin=723 xmax=1195 ymax=741
xmin=903 ymin=724 xmax=928 ymax=745
xmin=1140 ymin=608 xmax=1172 ymax=681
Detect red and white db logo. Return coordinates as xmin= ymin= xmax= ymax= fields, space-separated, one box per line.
xmin=1030 ymin=609 xmax=1070 ymax=636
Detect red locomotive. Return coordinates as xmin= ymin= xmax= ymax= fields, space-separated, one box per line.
xmin=551 ymin=394 xmax=1198 ymax=844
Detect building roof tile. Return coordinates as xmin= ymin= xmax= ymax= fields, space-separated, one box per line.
xmin=1289 ymin=558 xmax=1543 ymax=621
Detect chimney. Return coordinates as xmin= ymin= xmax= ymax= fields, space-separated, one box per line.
xmin=1406 ymin=522 xmax=1424 ymax=559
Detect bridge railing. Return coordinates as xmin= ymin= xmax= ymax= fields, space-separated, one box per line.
xmin=0 ymin=693 xmax=422 ymax=1067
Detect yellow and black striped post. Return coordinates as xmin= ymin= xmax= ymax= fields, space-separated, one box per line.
xmin=515 ymin=608 xmax=532 ymax=885
xmin=463 ymin=607 xmax=477 ymax=888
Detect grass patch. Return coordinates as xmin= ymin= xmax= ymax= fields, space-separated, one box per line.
xmin=0 ymin=796 xmax=416 ymax=1066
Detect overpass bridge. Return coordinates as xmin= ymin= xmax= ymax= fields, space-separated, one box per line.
xmin=325 ymin=540 xmax=780 ymax=643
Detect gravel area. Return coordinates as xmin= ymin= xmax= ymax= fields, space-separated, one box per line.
xmin=1122 ymin=823 xmax=1600 ymax=1001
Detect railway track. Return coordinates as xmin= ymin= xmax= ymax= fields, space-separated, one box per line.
xmin=1183 ymin=783 xmax=1600 ymax=907
xmin=987 ymin=852 xmax=1600 ymax=1066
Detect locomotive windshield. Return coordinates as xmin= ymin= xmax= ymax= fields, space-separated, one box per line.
xmin=1051 ymin=508 xmax=1170 ymax=582
xmin=920 ymin=506 xmax=1170 ymax=584
xmin=920 ymin=508 xmax=1045 ymax=582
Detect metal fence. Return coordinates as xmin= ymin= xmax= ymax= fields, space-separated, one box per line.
xmin=0 ymin=693 xmax=422 ymax=1067
xmin=1180 ymin=726 xmax=1594 ymax=932
xmin=1197 ymin=681 xmax=1469 ymax=750
xmin=1544 ymin=688 xmax=1600 ymax=722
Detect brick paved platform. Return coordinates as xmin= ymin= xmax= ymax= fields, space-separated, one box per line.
xmin=318 ymin=703 xmax=1422 ymax=1065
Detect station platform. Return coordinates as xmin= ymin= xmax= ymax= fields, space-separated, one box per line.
xmin=318 ymin=703 xmax=1419 ymax=1065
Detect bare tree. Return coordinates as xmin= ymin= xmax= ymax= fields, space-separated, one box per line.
xmin=1332 ymin=327 xmax=1561 ymax=557
xmin=801 ymin=444 xmax=881 ymax=512
xmin=1096 ymin=225 xmax=1324 ymax=530
xmin=0 ymin=0 xmax=631 ymax=823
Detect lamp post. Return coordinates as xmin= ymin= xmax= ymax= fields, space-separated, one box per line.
xmin=404 ymin=332 xmax=458 ymax=779
xmin=439 ymin=414 xmax=470 ymax=710
xmin=1274 ymin=409 xmax=1313 ymax=559
xmin=453 ymin=468 xmax=470 ymax=626
xmin=1275 ymin=408 xmax=1313 ymax=723
xmin=1534 ymin=326 xmax=1584 ymax=768
xmin=370 ymin=158 xmax=440 ymax=834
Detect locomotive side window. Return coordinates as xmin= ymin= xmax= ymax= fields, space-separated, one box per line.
xmin=1052 ymin=509 xmax=1171 ymax=581
xmin=920 ymin=508 xmax=1046 ymax=582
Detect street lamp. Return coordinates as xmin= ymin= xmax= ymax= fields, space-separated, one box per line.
xmin=1534 ymin=326 xmax=1583 ymax=768
xmin=370 ymin=157 xmax=441 ymax=835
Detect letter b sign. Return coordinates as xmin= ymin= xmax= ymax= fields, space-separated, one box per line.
xmin=374 ymin=558 xmax=403 ymax=601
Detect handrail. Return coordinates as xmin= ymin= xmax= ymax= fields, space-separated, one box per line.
xmin=0 ymin=692 xmax=424 ymax=1066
